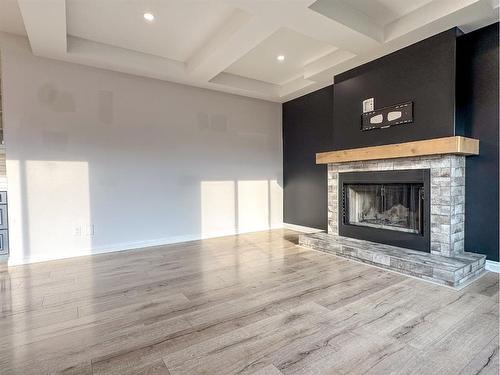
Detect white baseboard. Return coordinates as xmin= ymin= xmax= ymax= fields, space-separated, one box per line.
xmin=8 ymin=225 xmax=497 ymax=273
xmin=7 ymin=235 xmax=198 ymax=266
xmin=7 ymin=225 xmax=284 ymax=266
xmin=283 ymin=223 xmax=324 ymax=233
xmin=485 ymin=260 xmax=500 ymax=273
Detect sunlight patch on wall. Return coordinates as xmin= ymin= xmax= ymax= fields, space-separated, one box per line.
xmin=201 ymin=180 xmax=235 ymax=238
xmin=25 ymin=160 xmax=91 ymax=259
xmin=201 ymin=179 xmax=283 ymax=239
xmin=269 ymin=179 xmax=283 ymax=228
xmin=4 ymin=159 xmax=23 ymax=261
xmin=237 ymin=180 xmax=269 ymax=233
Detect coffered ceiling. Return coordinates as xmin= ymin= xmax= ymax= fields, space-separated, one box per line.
xmin=0 ymin=0 xmax=498 ymax=102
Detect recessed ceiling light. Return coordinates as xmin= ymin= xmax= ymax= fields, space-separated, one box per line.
xmin=143 ymin=12 xmax=155 ymax=22
xmin=277 ymin=55 xmax=285 ymax=62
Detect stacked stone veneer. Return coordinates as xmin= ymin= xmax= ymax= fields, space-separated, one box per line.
xmin=328 ymin=155 xmax=466 ymax=257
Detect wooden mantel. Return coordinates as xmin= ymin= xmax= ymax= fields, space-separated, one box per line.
xmin=316 ymin=136 xmax=479 ymax=164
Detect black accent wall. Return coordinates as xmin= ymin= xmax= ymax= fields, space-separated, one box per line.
xmin=332 ymin=28 xmax=460 ymax=150
xmin=457 ymin=23 xmax=499 ymax=262
xmin=282 ymin=24 xmax=499 ymax=261
xmin=283 ymin=86 xmax=333 ymax=230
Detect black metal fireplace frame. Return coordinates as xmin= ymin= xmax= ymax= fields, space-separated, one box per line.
xmin=338 ymin=169 xmax=430 ymax=252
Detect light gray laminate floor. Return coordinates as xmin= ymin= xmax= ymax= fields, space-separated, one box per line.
xmin=0 ymin=229 xmax=498 ymax=374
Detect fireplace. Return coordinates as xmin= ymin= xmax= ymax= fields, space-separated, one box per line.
xmin=300 ymin=139 xmax=482 ymax=286
xmin=339 ymin=169 xmax=430 ymax=252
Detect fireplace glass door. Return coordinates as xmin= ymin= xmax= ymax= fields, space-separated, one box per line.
xmin=344 ymin=183 xmax=423 ymax=234
xmin=339 ymin=169 xmax=430 ymax=252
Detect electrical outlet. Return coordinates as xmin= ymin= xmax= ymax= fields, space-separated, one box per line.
xmin=363 ymin=98 xmax=374 ymax=113
xmin=75 ymin=224 xmax=95 ymax=237
xmin=83 ymin=224 xmax=95 ymax=237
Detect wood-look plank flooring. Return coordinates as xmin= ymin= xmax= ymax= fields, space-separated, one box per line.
xmin=0 ymin=229 xmax=498 ymax=374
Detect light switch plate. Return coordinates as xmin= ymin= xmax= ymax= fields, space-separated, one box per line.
xmin=363 ymin=98 xmax=374 ymax=113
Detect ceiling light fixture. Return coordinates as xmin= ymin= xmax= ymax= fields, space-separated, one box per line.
xmin=143 ymin=12 xmax=155 ymax=22
xmin=277 ymin=55 xmax=285 ymax=62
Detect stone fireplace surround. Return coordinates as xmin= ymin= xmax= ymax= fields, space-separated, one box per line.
xmin=328 ymin=155 xmax=464 ymax=257
xmin=299 ymin=137 xmax=486 ymax=287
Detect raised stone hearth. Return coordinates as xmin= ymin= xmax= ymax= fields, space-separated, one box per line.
xmin=299 ymin=232 xmax=485 ymax=287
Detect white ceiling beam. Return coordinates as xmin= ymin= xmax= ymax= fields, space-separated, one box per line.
xmin=230 ymin=1 xmax=380 ymax=56
xmin=304 ymin=50 xmax=356 ymax=81
xmin=210 ymin=72 xmax=280 ymax=97
xmin=18 ymin=0 xmax=67 ymax=57
xmin=280 ymin=81 xmax=332 ymax=103
xmin=457 ymin=0 xmax=499 ymax=32
xmin=279 ymin=8 xmax=381 ymax=55
xmin=67 ymin=37 xmax=186 ymax=79
xmin=279 ymin=76 xmax=316 ymax=98
xmin=186 ymin=8 xmax=278 ymax=82
xmin=63 ymin=36 xmax=279 ymax=102
xmin=384 ymin=0 xmax=482 ymax=42
xmin=308 ymin=0 xmax=384 ymax=43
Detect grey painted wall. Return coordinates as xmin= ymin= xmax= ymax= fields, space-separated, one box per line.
xmin=0 ymin=34 xmax=283 ymax=265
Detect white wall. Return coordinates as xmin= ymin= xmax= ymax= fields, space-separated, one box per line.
xmin=0 ymin=34 xmax=283 ymax=265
